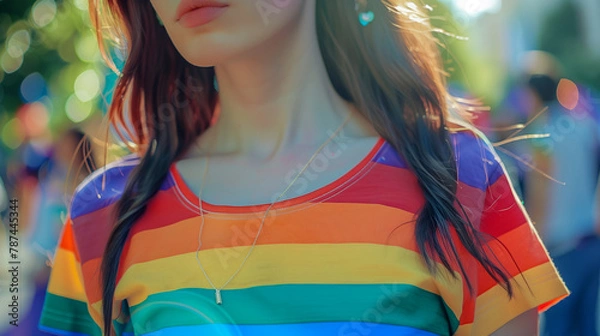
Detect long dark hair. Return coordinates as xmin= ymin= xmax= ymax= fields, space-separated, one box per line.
xmin=90 ymin=0 xmax=512 ymax=334
xmin=65 ymin=128 xmax=97 ymax=181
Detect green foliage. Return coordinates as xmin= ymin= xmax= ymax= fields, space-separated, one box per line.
xmin=0 ymin=0 xmax=104 ymax=139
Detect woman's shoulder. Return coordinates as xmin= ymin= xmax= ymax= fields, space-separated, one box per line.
xmin=446 ymin=120 xmax=505 ymax=191
xmin=68 ymin=153 xmax=141 ymax=221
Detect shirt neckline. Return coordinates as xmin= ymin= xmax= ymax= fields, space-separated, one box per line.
xmin=169 ymin=136 xmax=386 ymax=214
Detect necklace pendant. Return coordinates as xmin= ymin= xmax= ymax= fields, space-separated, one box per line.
xmin=215 ymin=289 xmax=222 ymax=305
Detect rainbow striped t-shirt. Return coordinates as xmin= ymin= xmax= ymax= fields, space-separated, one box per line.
xmin=39 ymin=129 xmax=568 ymax=336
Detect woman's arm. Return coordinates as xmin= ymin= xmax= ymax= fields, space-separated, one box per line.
xmin=489 ymin=308 xmax=539 ymax=336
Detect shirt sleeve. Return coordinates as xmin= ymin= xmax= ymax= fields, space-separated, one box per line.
xmin=468 ymin=152 xmax=570 ymax=335
xmin=38 ymin=215 xmax=103 ymax=336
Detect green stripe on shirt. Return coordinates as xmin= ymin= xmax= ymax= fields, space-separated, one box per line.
xmin=129 ymin=283 xmax=459 ymax=335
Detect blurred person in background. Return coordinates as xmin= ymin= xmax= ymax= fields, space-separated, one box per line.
xmin=27 ymin=128 xmax=97 ymax=278
xmin=1 ymin=128 xmax=97 ymax=336
xmin=524 ymin=73 xmax=600 ymax=336
xmin=0 ymin=137 xmax=52 ymax=336
xmin=488 ymin=85 xmax=534 ymax=201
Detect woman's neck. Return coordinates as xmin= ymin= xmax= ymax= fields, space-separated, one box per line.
xmin=198 ymin=5 xmax=376 ymax=160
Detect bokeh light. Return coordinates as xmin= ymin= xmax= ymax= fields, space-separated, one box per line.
xmin=447 ymin=0 xmax=501 ymax=17
xmin=1 ymin=118 xmax=25 ymax=149
xmin=20 ymin=72 xmax=47 ymax=103
xmin=74 ymin=69 xmax=101 ymax=102
xmin=73 ymin=0 xmax=89 ymax=11
xmin=17 ymin=102 xmax=50 ymax=138
xmin=7 ymin=30 xmax=31 ymax=58
xmin=557 ymin=78 xmax=580 ymax=110
xmin=31 ymin=0 xmax=57 ymax=28
xmin=1 ymin=51 xmax=24 ymax=74
xmin=65 ymin=94 xmax=93 ymax=123
xmin=75 ymin=32 xmax=100 ymax=63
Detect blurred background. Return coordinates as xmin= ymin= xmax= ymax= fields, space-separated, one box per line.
xmin=0 ymin=0 xmax=599 ymax=335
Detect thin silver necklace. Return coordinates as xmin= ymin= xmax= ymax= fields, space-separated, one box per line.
xmin=195 ymin=114 xmax=352 ymax=305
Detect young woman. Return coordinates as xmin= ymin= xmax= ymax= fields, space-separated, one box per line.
xmin=39 ymin=0 xmax=569 ymax=335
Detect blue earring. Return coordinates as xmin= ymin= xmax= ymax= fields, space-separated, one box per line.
xmin=213 ymin=76 xmax=219 ymax=92
xmin=355 ymin=0 xmax=374 ymax=26
xmin=358 ymin=11 xmax=375 ymax=26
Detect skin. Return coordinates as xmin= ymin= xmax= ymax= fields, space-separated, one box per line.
xmin=150 ymin=0 xmax=378 ymax=158
xmin=491 ymin=308 xmax=539 ymax=336
xmin=151 ymin=0 xmax=540 ymax=333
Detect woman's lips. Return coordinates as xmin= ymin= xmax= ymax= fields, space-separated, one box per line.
xmin=178 ymin=6 xmax=228 ymax=28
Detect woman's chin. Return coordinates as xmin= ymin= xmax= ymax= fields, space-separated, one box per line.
xmin=178 ymin=49 xmax=233 ymax=67
xmin=172 ymin=37 xmax=243 ymax=67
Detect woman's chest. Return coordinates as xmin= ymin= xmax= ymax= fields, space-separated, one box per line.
xmin=115 ymin=207 xmax=459 ymax=336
